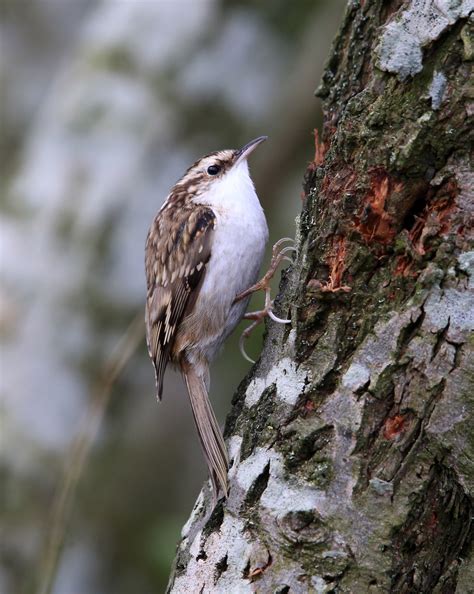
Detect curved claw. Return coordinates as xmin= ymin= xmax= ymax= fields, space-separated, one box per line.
xmin=239 ymin=333 xmax=256 ymax=364
xmin=271 ymin=244 xmax=297 ymax=269
xmin=273 ymin=237 xmax=295 ymax=247
xmin=268 ymin=308 xmax=291 ymax=324
xmin=271 ymin=239 xmax=295 ymax=258
xmin=279 ymin=245 xmax=297 ymax=256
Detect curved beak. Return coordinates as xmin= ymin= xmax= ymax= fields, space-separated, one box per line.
xmin=234 ymin=135 xmax=267 ymax=165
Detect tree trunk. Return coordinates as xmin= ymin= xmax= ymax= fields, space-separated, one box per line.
xmin=167 ymin=2 xmax=474 ymax=592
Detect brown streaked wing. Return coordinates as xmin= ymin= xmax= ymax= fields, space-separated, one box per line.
xmin=145 ymin=202 xmax=216 ymax=399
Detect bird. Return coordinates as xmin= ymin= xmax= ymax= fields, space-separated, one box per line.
xmin=144 ymin=136 xmax=293 ymax=502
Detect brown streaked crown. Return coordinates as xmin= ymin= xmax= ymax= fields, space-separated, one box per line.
xmin=173 ymin=149 xmax=236 ymax=199
xmin=169 ymin=136 xmax=267 ymax=201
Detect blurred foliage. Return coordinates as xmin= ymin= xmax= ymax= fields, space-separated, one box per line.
xmin=0 ymin=1 xmax=346 ymax=593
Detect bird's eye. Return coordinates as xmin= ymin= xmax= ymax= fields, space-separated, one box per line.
xmin=207 ymin=165 xmax=221 ymax=176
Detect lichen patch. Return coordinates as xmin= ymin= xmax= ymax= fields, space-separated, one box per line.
xmin=429 ymin=71 xmax=447 ymax=109
xmin=376 ymin=0 xmax=473 ymax=79
xmin=259 ymin=448 xmax=327 ymax=517
xmin=245 ymin=357 xmax=308 ymax=407
xmin=232 ymin=446 xmax=271 ymax=492
xmin=424 ymin=286 xmax=474 ymax=342
xmin=342 ymin=362 xmax=370 ymax=392
xmin=172 ymin=515 xmax=254 ymax=593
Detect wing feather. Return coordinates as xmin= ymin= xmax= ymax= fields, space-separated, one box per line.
xmin=145 ymin=201 xmax=215 ymax=399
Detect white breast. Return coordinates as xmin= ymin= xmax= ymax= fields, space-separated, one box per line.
xmin=191 ymin=160 xmax=268 ymax=361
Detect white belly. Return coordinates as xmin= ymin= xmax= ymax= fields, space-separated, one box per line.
xmin=187 ymin=165 xmax=269 ymax=363
xmin=194 ymin=208 xmax=267 ymax=360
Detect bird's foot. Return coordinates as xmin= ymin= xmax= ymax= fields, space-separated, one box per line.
xmin=234 ymin=238 xmax=296 ymax=363
xmin=233 ymin=237 xmax=295 ymax=304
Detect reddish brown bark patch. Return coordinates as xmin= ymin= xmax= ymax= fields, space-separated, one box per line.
xmin=383 ymin=414 xmax=406 ymax=440
xmin=408 ymin=182 xmax=458 ymax=252
xmin=394 ymin=255 xmax=419 ymax=278
xmin=309 ymin=129 xmax=327 ymax=169
xmin=426 ymin=511 xmax=439 ymax=534
xmin=353 ymin=170 xmax=399 ymax=244
xmin=321 ymin=235 xmax=352 ymax=293
xmin=245 ymin=552 xmax=273 ymax=582
xmin=394 ymin=178 xmax=459 ymax=277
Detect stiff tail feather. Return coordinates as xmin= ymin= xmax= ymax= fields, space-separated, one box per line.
xmin=181 ymin=361 xmax=229 ymax=502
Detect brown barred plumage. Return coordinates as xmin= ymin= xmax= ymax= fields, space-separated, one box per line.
xmin=144 ymin=137 xmax=269 ymax=503
xmin=145 ymin=200 xmax=216 ymax=398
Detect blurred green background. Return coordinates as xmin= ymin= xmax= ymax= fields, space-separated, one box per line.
xmin=0 ymin=1 xmax=346 ymax=592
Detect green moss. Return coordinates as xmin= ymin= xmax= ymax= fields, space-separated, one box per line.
xmin=307 ymin=459 xmax=334 ymax=489
xmin=281 ymin=425 xmax=334 ymax=468
xmin=368 ymin=365 xmax=397 ymax=400
xmin=239 ymin=385 xmax=277 ymax=460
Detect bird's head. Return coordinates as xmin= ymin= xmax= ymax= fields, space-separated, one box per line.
xmin=174 ymin=136 xmax=267 ymax=203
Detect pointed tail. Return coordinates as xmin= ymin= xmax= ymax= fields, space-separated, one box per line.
xmin=181 ymin=360 xmax=229 ymax=502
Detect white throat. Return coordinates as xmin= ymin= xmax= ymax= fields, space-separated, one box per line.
xmin=193 ymin=160 xmax=262 ymax=219
xmin=188 ymin=158 xmax=269 ymax=361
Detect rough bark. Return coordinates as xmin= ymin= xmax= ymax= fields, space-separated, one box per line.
xmin=168 ymin=2 xmax=474 ymax=592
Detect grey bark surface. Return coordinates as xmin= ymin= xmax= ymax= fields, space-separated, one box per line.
xmin=168 ymin=2 xmax=474 ymax=592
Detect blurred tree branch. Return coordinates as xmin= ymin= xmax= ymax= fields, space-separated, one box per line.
xmin=36 ymin=315 xmax=144 ymax=594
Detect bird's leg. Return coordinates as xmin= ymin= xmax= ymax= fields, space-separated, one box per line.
xmin=234 ymin=237 xmax=295 ymax=304
xmin=234 ymin=238 xmax=296 ymax=363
